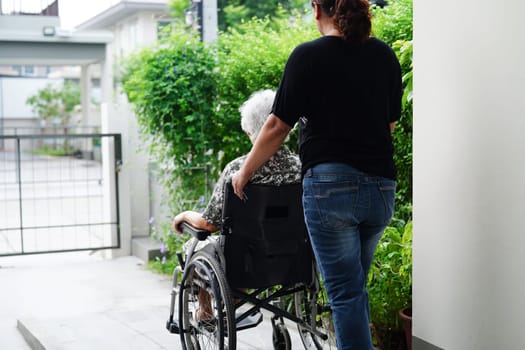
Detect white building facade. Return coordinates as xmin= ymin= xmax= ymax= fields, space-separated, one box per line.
xmin=76 ymin=1 xmax=172 ymax=258
xmin=413 ymin=0 xmax=525 ymax=348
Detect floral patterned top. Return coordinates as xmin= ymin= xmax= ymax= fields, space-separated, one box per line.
xmin=202 ymin=147 xmax=301 ymax=228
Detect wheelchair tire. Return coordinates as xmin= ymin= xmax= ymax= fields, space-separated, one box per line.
xmin=179 ymin=251 xmax=236 ymax=350
xmin=272 ymin=322 xmax=292 ymax=350
xmin=294 ymin=273 xmax=337 ymax=350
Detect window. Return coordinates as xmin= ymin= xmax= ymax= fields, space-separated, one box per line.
xmin=23 ymin=66 xmax=34 ymax=76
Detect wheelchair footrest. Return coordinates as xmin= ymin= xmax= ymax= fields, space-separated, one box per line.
xmin=166 ymin=319 xmax=180 ymax=334
xmin=236 ymin=310 xmax=263 ymax=331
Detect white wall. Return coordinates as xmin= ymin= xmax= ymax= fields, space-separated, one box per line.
xmin=413 ymin=1 xmax=525 ymax=349
xmin=106 ymin=9 xmax=168 ymax=244
xmin=0 ymin=77 xmax=61 ymax=118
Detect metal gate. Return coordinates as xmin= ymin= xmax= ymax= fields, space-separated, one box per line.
xmin=0 ymin=133 xmax=121 ymax=256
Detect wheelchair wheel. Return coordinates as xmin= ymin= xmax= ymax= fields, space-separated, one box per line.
xmin=295 ymin=276 xmax=337 ymax=349
xmin=179 ymin=251 xmax=236 ymax=350
xmin=272 ymin=321 xmax=291 ymax=350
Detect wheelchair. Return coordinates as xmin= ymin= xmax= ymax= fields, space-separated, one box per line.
xmin=166 ymin=182 xmax=336 ymax=349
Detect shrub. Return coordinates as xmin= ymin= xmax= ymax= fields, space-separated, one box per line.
xmin=368 ymin=222 xmax=412 ymax=333
xmin=369 ymin=3 xmax=413 ymax=348
xmin=214 ymin=17 xmax=317 ymax=165
xmin=391 ymin=39 xmax=413 ymax=225
xmin=122 ymin=31 xmax=217 ymax=215
xmin=372 ymin=0 xmax=413 ymax=45
xmin=373 ymin=0 xmax=413 ymax=224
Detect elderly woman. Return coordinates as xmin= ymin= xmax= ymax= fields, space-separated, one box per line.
xmin=172 ymin=89 xmax=301 ymax=320
xmin=173 ymin=89 xmax=301 ymax=234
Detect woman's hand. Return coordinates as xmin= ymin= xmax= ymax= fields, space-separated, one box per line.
xmin=231 ymin=168 xmax=253 ymax=200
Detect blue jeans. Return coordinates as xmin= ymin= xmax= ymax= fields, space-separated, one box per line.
xmin=302 ymin=163 xmax=396 ymax=350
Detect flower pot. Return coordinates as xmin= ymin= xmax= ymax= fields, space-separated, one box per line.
xmin=398 ymin=307 xmax=412 ymax=350
xmin=371 ymin=324 xmax=405 ymax=350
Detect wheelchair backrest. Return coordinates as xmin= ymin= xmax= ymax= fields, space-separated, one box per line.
xmin=221 ymin=181 xmax=313 ymax=289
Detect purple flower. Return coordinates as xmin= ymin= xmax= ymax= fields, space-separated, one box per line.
xmin=160 ymin=242 xmax=167 ymax=254
xmin=199 ymin=196 xmax=206 ymax=204
xmin=166 ymin=230 xmax=172 ymax=236
xmin=149 ymin=217 xmax=155 ymax=224
xmin=162 ymin=256 xmax=166 ymax=264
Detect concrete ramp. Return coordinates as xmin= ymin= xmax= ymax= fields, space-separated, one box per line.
xmin=1 ymin=254 xmax=304 ymax=349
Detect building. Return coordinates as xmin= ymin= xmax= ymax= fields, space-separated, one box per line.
xmin=75 ymin=0 xmax=172 ymax=260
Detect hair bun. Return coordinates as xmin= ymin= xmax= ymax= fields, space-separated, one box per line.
xmin=334 ymin=0 xmax=371 ymax=44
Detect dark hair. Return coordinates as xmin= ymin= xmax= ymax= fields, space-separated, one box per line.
xmin=316 ymin=0 xmax=371 ymax=44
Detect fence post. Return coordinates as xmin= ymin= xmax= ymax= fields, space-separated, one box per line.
xmin=16 ymin=137 xmax=24 ymax=253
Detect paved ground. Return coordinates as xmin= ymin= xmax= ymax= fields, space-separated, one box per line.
xmin=0 ymin=252 xmax=305 ymax=350
xmin=0 ymin=151 xmax=112 ymax=256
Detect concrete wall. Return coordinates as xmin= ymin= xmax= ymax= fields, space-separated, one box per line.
xmin=0 ymin=15 xmax=60 ymax=30
xmin=0 ymin=77 xmax=60 ymax=149
xmin=0 ymin=77 xmax=61 ymax=119
xmin=98 ymin=8 xmax=169 ymax=256
xmin=110 ymin=11 xmax=164 ymax=241
xmin=413 ymin=1 xmax=525 ymax=349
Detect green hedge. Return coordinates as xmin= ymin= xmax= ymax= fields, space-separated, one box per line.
xmin=214 ymin=18 xmax=317 ymax=164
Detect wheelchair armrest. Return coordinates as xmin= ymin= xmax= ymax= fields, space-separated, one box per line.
xmin=179 ymin=221 xmax=211 ymax=241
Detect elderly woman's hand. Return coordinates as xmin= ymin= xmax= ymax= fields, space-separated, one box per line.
xmin=172 ymin=212 xmax=187 ymax=234
xmin=172 ymin=211 xmax=218 ymax=234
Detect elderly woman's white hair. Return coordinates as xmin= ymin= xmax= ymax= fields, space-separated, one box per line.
xmin=239 ymin=89 xmax=276 ymax=142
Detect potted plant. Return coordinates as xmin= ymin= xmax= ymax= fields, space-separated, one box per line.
xmin=368 ymin=221 xmax=412 ymax=350
xmin=398 ymin=305 xmax=412 ymax=350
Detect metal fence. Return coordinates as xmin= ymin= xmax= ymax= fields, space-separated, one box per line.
xmin=0 ymin=133 xmax=121 ymax=256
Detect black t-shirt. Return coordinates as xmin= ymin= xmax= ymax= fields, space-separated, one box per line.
xmin=272 ymin=36 xmax=402 ymax=180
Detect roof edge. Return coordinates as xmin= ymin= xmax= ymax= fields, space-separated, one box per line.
xmin=76 ymin=1 xmax=169 ymax=31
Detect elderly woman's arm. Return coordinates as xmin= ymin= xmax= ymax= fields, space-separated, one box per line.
xmin=172 ymin=211 xmax=218 ymax=234
xmin=232 ymin=114 xmax=291 ymax=199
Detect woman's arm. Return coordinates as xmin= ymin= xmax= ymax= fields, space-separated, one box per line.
xmin=172 ymin=211 xmax=218 ymax=234
xmin=231 ymin=114 xmax=292 ymax=199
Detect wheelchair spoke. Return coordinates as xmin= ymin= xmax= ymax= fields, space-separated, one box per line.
xmin=179 ymin=251 xmax=235 ymax=350
xmin=295 ymin=278 xmax=337 ymax=350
